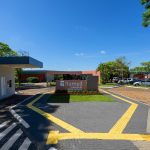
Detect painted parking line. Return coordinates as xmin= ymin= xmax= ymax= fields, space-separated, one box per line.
xmin=109 ymin=103 xmax=138 ymax=133
xmin=25 ymin=91 xmax=150 ymax=144
xmin=18 ymin=137 xmax=31 ymax=150
xmin=0 ymin=120 xmax=33 ymax=150
xmin=26 ymin=94 xmax=84 ymax=133
xmin=0 ymin=120 xmax=10 ymax=129
xmin=10 ymin=95 xmax=37 ymax=109
xmin=0 ymin=129 xmax=23 ymax=150
xmin=0 ymin=123 xmax=17 ymax=141
xmin=49 ymin=147 xmax=57 ymax=150
xmin=101 ymin=90 xmax=138 ymax=134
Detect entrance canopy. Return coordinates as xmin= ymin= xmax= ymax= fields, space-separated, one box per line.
xmin=0 ymin=56 xmax=43 ymax=68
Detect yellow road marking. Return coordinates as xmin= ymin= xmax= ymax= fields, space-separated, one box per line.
xmin=47 ymin=132 xmax=150 ymax=144
xmin=101 ymin=90 xmax=134 ymax=105
xmin=27 ymin=94 xmax=44 ymax=106
xmin=26 ymin=94 xmax=84 ymax=133
xmin=109 ymin=103 xmax=138 ymax=133
xmin=101 ymin=90 xmax=138 ymax=133
xmin=26 ymin=91 xmax=150 ymax=145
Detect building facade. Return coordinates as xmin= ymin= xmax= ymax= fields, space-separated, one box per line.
xmin=0 ymin=66 xmax=15 ymax=99
xmin=20 ymin=70 xmax=100 ymax=82
xmin=0 ymin=56 xmax=43 ymax=100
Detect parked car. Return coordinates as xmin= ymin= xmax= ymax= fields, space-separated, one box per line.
xmin=118 ymin=78 xmax=140 ymax=85
xmin=126 ymin=78 xmax=133 ymax=84
xmin=118 ymin=78 xmax=128 ymax=84
xmin=133 ymin=79 xmax=150 ymax=86
xmin=127 ymin=78 xmax=141 ymax=84
xmin=112 ymin=77 xmax=120 ymax=83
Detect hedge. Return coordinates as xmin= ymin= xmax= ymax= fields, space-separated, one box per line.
xmin=26 ymin=77 xmax=39 ymax=83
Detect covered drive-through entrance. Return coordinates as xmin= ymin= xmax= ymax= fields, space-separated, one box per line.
xmin=0 ymin=56 xmax=43 ymax=100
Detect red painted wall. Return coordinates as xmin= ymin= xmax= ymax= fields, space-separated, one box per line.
xmin=21 ymin=74 xmax=46 ymax=82
xmin=133 ymin=74 xmax=150 ymax=80
xmin=21 ymin=70 xmax=101 ymax=82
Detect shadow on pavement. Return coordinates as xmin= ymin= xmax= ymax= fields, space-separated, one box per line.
xmin=0 ymin=94 xmax=31 ymax=109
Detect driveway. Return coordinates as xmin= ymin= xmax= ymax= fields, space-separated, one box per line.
xmin=0 ymin=88 xmax=150 ymax=150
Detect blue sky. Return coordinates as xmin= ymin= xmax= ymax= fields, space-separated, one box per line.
xmin=0 ymin=0 xmax=150 ymax=70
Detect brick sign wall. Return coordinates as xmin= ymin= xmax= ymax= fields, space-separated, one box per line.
xmin=56 ymin=80 xmax=87 ymax=91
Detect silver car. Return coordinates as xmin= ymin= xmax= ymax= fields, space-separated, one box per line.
xmin=133 ymin=79 xmax=150 ymax=86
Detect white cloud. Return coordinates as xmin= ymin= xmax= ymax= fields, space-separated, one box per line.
xmin=100 ymin=50 xmax=106 ymax=55
xmin=74 ymin=53 xmax=84 ymax=56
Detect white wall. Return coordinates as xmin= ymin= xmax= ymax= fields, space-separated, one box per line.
xmin=0 ymin=66 xmax=15 ymax=100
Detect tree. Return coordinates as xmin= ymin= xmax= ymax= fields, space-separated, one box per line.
xmin=15 ymin=68 xmax=23 ymax=87
xmin=0 ymin=42 xmax=17 ymax=56
xmin=97 ymin=63 xmax=111 ymax=84
xmin=97 ymin=57 xmax=130 ymax=84
xmin=130 ymin=61 xmax=150 ymax=73
xmin=141 ymin=61 xmax=150 ymax=72
xmin=0 ymin=42 xmax=22 ymax=87
xmin=115 ymin=57 xmax=130 ymax=78
xmin=130 ymin=66 xmax=145 ymax=74
xmin=141 ymin=0 xmax=150 ymax=27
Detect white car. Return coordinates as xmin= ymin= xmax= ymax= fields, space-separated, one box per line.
xmin=112 ymin=77 xmax=120 ymax=83
xmin=118 ymin=78 xmax=128 ymax=84
xmin=133 ymin=79 xmax=150 ymax=86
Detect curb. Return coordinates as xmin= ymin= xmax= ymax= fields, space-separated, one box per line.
xmin=126 ymin=86 xmax=149 ymax=90
xmin=107 ymin=90 xmax=150 ymax=107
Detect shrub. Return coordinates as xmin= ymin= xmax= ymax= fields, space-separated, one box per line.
xmin=26 ymin=77 xmax=39 ymax=83
xmin=50 ymin=82 xmax=56 ymax=86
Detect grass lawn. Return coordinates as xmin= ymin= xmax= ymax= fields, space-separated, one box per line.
xmin=47 ymin=94 xmax=114 ymax=103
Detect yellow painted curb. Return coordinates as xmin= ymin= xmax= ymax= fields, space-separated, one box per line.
xmin=47 ymin=131 xmax=60 ymax=144
xmin=46 ymin=132 xmax=150 ymax=144
xmin=26 ymin=94 xmax=84 ymax=134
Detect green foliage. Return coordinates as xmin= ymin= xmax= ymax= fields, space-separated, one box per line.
xmin=130 ymin=66 xmax=145 ymax=73
xmin=70 ymin=95 xmax=114 ymax=102
xmin=26 ymin=77 xmax=39 ymax=83
xmin=97 ymin=63 xmax=111 ymax=84
xmin=97 ymin=57 xmax=130 ymax=84
xmin=130 ymin=61 xmax=150 ymax=73
xmin=47 ymin=94 xmax=114 ymax=103
xmin=50 ymin=81 xmax=56 ymax=86
xmin=15 ymin=68 xmax=23 ymax=86
xmin=141 ymin=0 xmax=150 ymax=27
xmin=54 ymin=74 xmax=64 ymax=80
xmin=0 ymin=42 xmax=23 ymax=86
xmin=0 ymin=42 xmax=17 ymax=56
xmin=141 ymin=61 xmax=150 ymax=72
